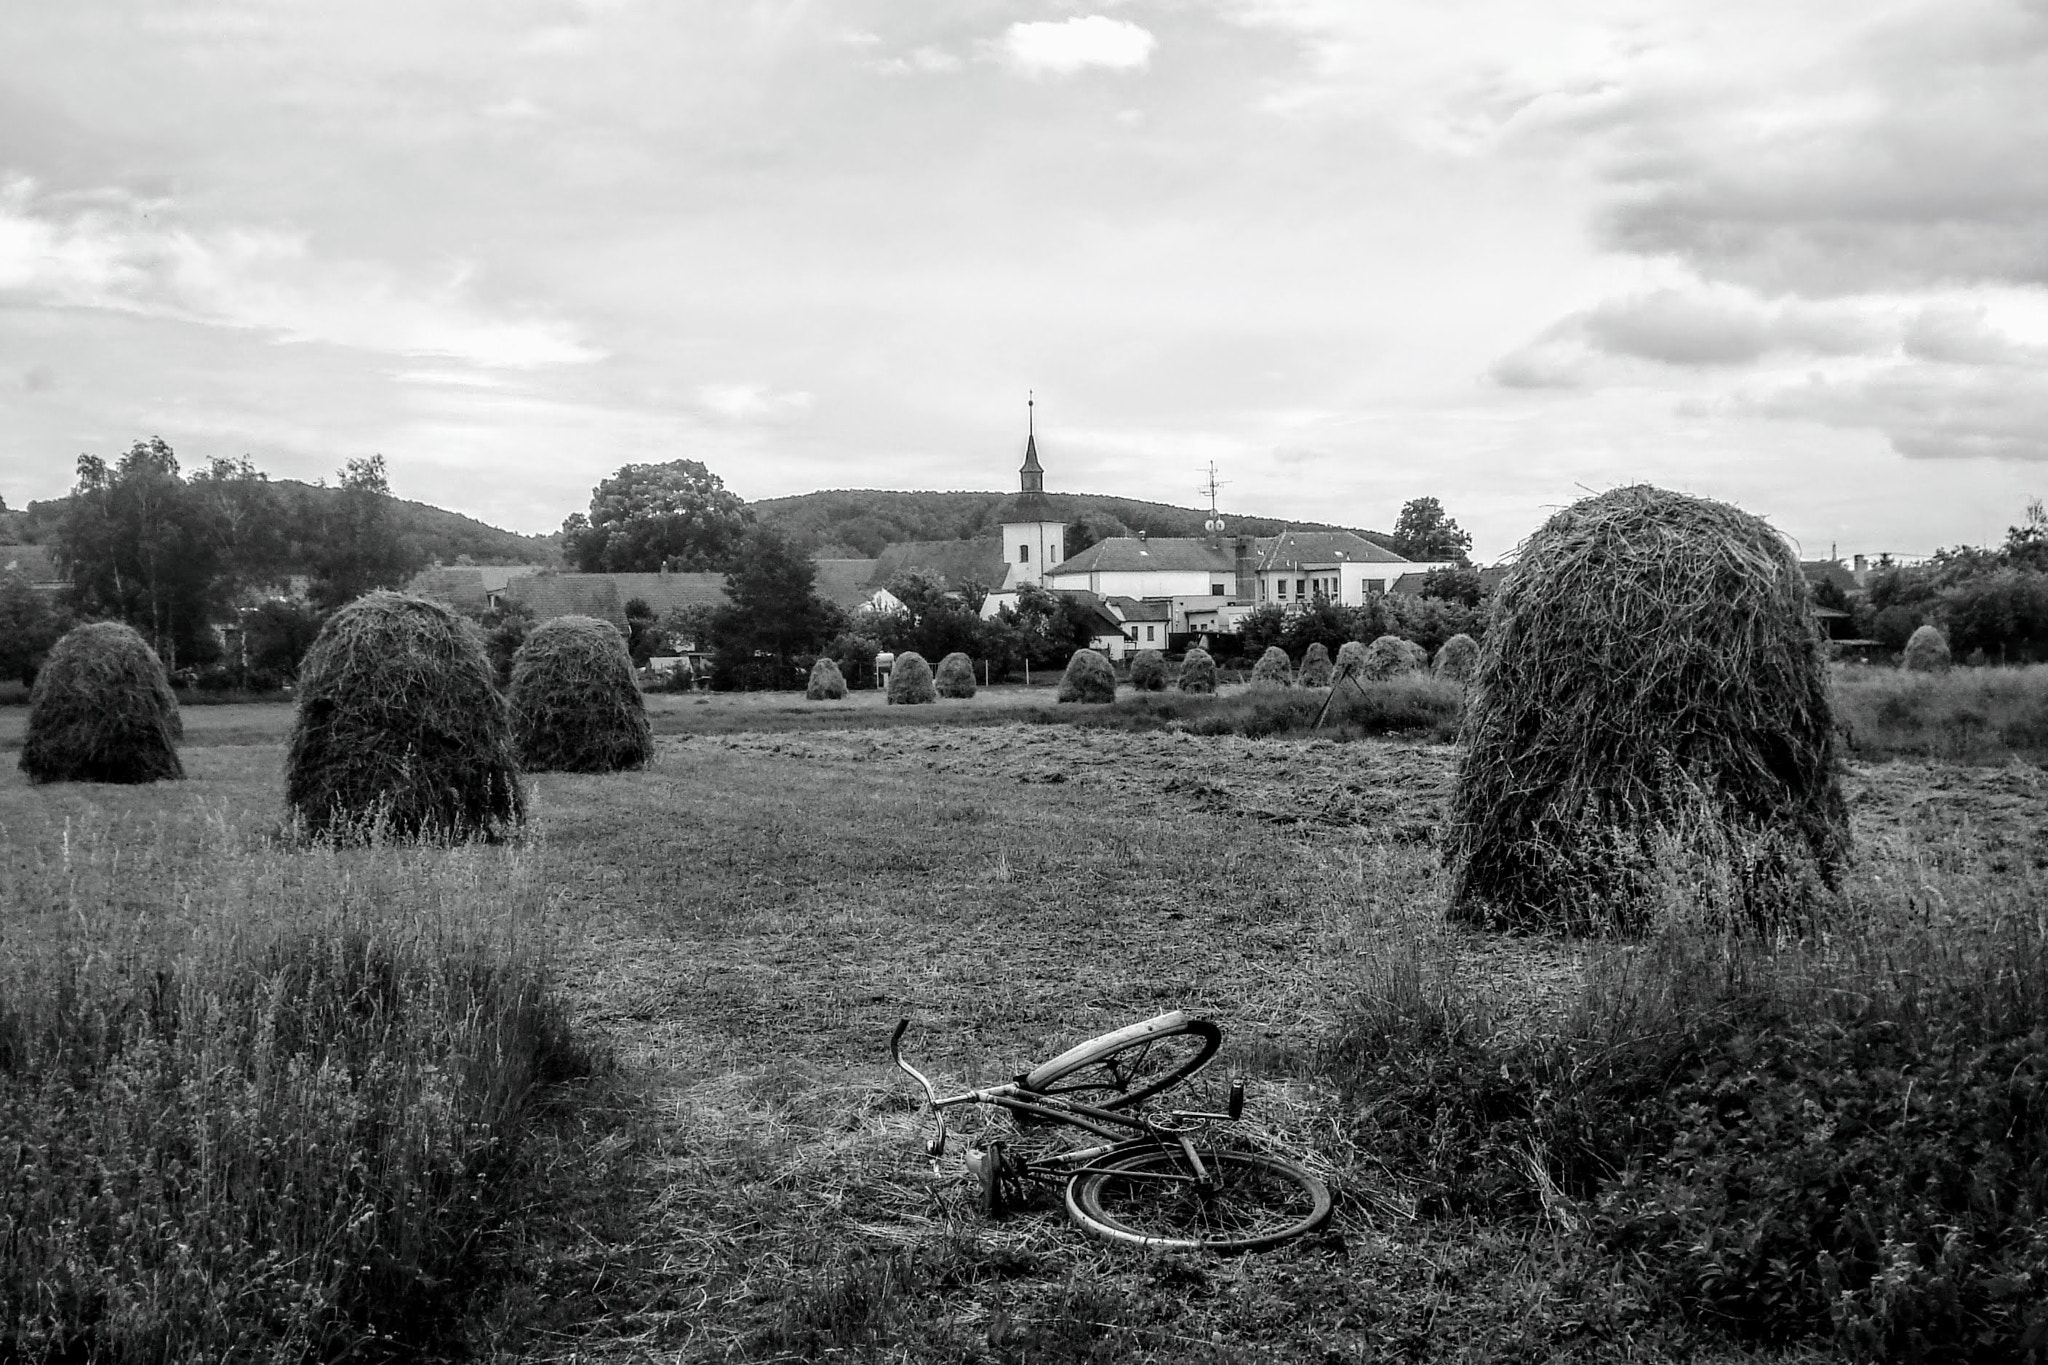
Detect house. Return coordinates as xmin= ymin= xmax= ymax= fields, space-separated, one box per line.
xmin=1110 ymin=597 xmax=1174 ymax=652
xmin=1252 ymin=530 xmax=1455 ymax=609
xmin=1 ymin=544 xmax=63 ymax=595
xmin=489 ymin=569 xmax=728 ymax=642
xmin=406 ymin=563 xmax=553 ymax=614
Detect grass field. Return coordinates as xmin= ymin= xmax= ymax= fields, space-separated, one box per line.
xmin=4 ymin=682 xmax=2045 ymax=1361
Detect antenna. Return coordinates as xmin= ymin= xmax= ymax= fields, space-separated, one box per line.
xmin=1200 ymin=461 xmax=1230 ymax=537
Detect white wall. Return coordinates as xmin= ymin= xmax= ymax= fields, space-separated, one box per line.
xmin=1043 ymin=567 xmax=1222 ymax=599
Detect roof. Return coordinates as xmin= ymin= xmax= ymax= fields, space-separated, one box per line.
xmin=1257 ymin=530 xmax=1409 ymax=570
xmin=867 ymin=538 xmax=1010 ymax=593
xmin=810 ymin=558 xmax=883 ymax=610
xmin=1389 ymin=565 xmax=1509 ymax=598
xmin=1048 ymin=537 xmax=1235 ymax=576
xmin=1801 ymin=560 xmax=1860 ymax=595
xmin=992 ymin=490 xmax=1059 ymax=524
xmin=407 ymin=564 xmax=548 ymax=612
xmin=1056 ymin=587 xmax=1130 ymax=638
xmin=1 ymin=544 xmax=60 ymax=585
xmin=499 ymin=571 xmax=728 ymax=627
xmin=1107 ymin=596 xmax=1174 ymax=622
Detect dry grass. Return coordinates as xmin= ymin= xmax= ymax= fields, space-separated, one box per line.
xmin=1056 ymin=649 xmax=1115 ymax=703
xmin=509 ymin=614 xmax=654 ymax=773
xmin=18 ymin=622 xmax=183 ymax=785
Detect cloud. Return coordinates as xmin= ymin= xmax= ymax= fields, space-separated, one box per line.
xmin=21 ymin=364 xmax=57 ymax=392
xmin=1901 ymin=305 xmax=2046 ymax=367
xmin=1490 ymin=288 xmax=1881 ymax=386
xmin=998 ymin=17 xmax=1156 ymax=77
xmin=873 ymin=45 xmax=963 ymax=76
xmin=694 ymin=383 xmax=814 ymax=422
xmin=1487 ymin=339 xmax=1586 ymax=390
xmin=1750 ymin=364 xmax=2048 ymax=462
xmin=0 ymin=179 xmax=602 ymax=368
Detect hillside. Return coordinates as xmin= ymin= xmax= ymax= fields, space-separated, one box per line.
xmin=752 ymin=488 xmax=1391 ymax=558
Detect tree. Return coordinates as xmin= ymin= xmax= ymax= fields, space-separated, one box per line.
xmin=305 ymin=455 xmax=423 ymax=611
xmin=999 ymin=583 xmax=1094 ymax=670
xmin=1237 ymin=603 xmax=1287 ymax=654
xmin=188 ymin=456 xmax=291 ymax=598
xmin=624 ymin=597 xmax=662 ymax=665
xmin=1389 ymin=497 xmax=1473 ymax=564
xmin=1418 ymin=564 xmax=1485 ymax=607
xmin=241 ymin=598 xmax=325 ymax=684
xmin=708 ymin=526 xmax=844 ymax=688
xmin=0 ymin=575 xmax=67 ymax=685
xmin=563 ymin=459 xmax=753 ymax=572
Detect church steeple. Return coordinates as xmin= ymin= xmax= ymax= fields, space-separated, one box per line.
xmin=1020 ymin=391 xmax=1043 ymax=492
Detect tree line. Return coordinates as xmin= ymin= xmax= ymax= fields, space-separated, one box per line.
xmin=1852 ymin=503 xmax=2048 ymax=661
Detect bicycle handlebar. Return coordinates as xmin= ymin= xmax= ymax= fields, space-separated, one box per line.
xmin=891 ymin=1018 xmax=951 ymax=1155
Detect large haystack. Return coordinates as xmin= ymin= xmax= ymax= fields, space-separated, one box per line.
xmin=1334 ymin=640 xmax=1369 ymax=682
xmin=806 ymin=657 xmax=848 ymax=700
xmin=1298 ymin=642 xmax=1334 ymax=687
xmin=887 ymin=651 xmax=937 ymax=704
xmin=1433 ymin=633 xmax=1479 ymax=684
xmin=1179 ymin=648 xmax=1217 ymax=694
xmin=1058 ymin=649 xmax=1116 ymax=703
xmin=18 ymin=622 xmax=184 ymax=785
xmin=287 ymin=591 xmax=524 ymax=842
xmin=1129 ymin=649 xmax=1167 ymax=691
xmin=508 ymin=615 xmax=653 ymax=773
xmin=1447 ymin=485 xmax=1848 ymax=934
xmin=1250 ymin=646 xmax=1294 ymax=687
xmin=1361 ymin=635 xmax=1418 ymax=680
xmin=1902 ymin=624 xmax=1950 ymax=673
xmin=934 ymin=651 xmax=977 ymax=698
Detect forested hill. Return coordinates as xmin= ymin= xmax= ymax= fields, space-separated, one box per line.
xmin=751 ymin=488 xmax=1391 ymax=558
xmin=6 ymin=481 xmax=559 ymax=567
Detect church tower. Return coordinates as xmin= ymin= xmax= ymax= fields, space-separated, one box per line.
xmin=999 ymin=394 xmax=1067 ymax=590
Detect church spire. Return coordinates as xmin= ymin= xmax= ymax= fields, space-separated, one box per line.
xmin=1019 ymin=390 xmax=1043 ymax=493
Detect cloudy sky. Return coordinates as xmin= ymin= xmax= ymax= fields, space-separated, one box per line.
xmin=3 ymin=0 xmax=2045 ymax=561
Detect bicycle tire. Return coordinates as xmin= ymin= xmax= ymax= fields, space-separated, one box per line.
xmin=1065 ymin=1148 xmax=1331 ymax=1252
xmin=1020 ymin=1012 xmax=1221 ymax=1110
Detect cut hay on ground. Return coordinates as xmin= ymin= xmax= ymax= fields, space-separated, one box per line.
xmin=1433 ymin=634 xmax=1479 ymax=684
xmin=1298 ymin=642 xmax=1334 ymax=687
xmin=1179 ymin=648 xmax=1217 ymax=693
xmin=18 ymin=622 xmax=184 ymax=785
xmin=886 ymin=652 xmax=936 ymax=704
xmin=806 ymin=657 xmax=848 ymax=700
xmin=933 ymin=651 xmax=977 ymax=698
xmin=1361 ymin=635 xmax=1419 ymax=681
xmin=1903 ymin=624 xmax=1951 ymax=673
xmin=1447 ymin=484 xmax=1848 ymax=935
xmin=1058 ymin=648 xmax=1116 ymax=703
xmin=1129 ymin=649 xmax=1166 ymax=691
xmin=508 ymin=615 xmax=653 ymax=773
xmin=1251 ymin=646 xmax=1294 ymax=687
xmin=287 ymin=591 xmax=525 ymax=843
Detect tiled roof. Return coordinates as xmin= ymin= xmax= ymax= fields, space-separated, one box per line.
xmin=1058 ymin=587 xmax=1130 ymax=638
xmin=499 ymin=571 xmax=728 ymax=626
xmin=1107 ymin=596 xmax=1174 ymax=621
xmin=1048 ymin=537 xmax=1235 ymax=575
xmin=1389 ymin=565 xmax=1508 ymax=597
xmin=1257 ymin=530 xmax=1408 ymax=569
xmin=407 ymin=564 xmax=549 ymax=612
xmin=868 ymin=538 xmax=1010 ymax=594
xmin=811 ymin=558 xmax=883 ymax=610
xmin=1801 ymin=560 xmax=1859 ymax=595
xmin=0 ymin=544 xmax=60 ymax=585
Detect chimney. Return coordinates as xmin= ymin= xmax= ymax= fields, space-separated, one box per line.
xmin=1853 ymin=553 xmax=1867 ymax=574
xmin=1234 ymin=535 xmax=1257 ymax=600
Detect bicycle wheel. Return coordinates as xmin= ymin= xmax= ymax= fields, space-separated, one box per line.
xmin=1021 ymin=1012 xmax=1221 ymax=1110
xmin=1065 ymin=1148 xmax=1331 ymax=1252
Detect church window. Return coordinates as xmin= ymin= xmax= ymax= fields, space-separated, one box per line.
xmin=1019 ymin=545 xmax=1029 ymax=563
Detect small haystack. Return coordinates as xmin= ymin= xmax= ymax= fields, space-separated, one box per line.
xmin=1447 ymin=484 xmax=1848 ymax=934
xmin=1058 ymin=648 xmax=1116 ymax=703
xmin=508 ymin=615 xmax=653 ymax=773
xmin=934 ymin=651 xmax=978 ymax=698
xmin=806 ymin=657 xmax=848 ymax=699
xmin=1298 ymin=642 xmax=1334 ymax=687
xmin=287 ymin=591 xmax=524 ymax=842
xmin=887 ymin=651 xmax=937 ymax=704
xmin=18 ymin=622 xmax=184 ymax=785
xmin=1362 ymin=635 xmax=1419 ymax=681
xmin=1250 ymin=646 xmax=1294 ymax=687
xmin=1129 ymin=649 xmax=1167 ymax=691
xmin=1433 ymin=633 xmax=1479 ymax=684
xmin=1902 ymin=624 xmax=1951 ymax=673
xmin=1334 ymin=640 xmax=1369 ymax=682
xmin=1179 ymin=647 xmax=1218 ymax=694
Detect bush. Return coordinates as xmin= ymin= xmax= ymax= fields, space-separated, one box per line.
xmin=1250 ymin=645 xmax=1294 ymax=687
xmin=18 ymin=622 xmax=184 ymax=784
xmin=1433 ymin=633 xmax=1479 ymax=683
xmin=1297 ymin=641 xmax=1333 ymax=687
xmin=1057 ymin=649 xmax=1116 ymax=703
xmin=286 ymin=591 xmax=525 ymax=843
xmin=1129 ymin=649 xmax=1167 ymax=691
xmin=806 ymin=657 xmax=848 ymax=700
xmin=1447 ymin=485 xmax=1847 ymax=934
xmin=1179 ymin=647 xmax=1217 ymax=694
xmin=886 ymin=651 xmax=936 ymax=704
xmin=1903 ymin=623 xmax=1952 ymax=673
xmin=933 ymin=651 xmax=977 ymax=698
xmin=508 ymin=614 xmax=654 ymax=773
xmin=1362 ymin=634 xmax=1420 ymax=681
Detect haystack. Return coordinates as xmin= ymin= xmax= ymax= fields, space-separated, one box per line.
xmin=1250 ymin=646 xmax=1294 ymax=687
xmin=1902 ymin=624 xmax=1950 ymax=674
xmin=934 ymin=651 xmax=977 ymax=698
xmin=18 ymin=622 xmax=184 ymax=785
xmin=1334 ymin=640 xmax=1369 ymax=683
xmin=1129 ymin=649 xmax=1167 ymax=691
xmin=1362 ymin=635 xmax=1419 ymax=681
xmin=1298 ymin=642 xmax=1334 ymax=687
xmin=887 ymin=651 xmax=937 ymax=704
xmin=1058 ymin=648 xmax=1116 ymax=703
xmin=1447 ymin=485 xmax=1848 ymax=934
xmin=1179 ymin=647 xmax=1218 ymax=694
xmin=508 ymin=615 xmax=653 ymax=773
xmin=1433 ymin=633 xmax=1479 ymax=684
xmin=287 ymin=591 xmax=524 ymax=842
xmin=806 ymin=657 xmax=848 ymax=699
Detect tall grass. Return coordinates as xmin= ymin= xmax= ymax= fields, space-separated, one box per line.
xmin=1834 ymin=661 xmax=2048 ymax=763
xmin=0 ymin=803 xmax=588 ymax=1362
xmin=1048 ymin=676 xmax=1464 ymax=742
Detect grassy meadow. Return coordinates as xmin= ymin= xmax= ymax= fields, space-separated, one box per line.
xmin=2 ymin=671 xmax=2045 ymax=1361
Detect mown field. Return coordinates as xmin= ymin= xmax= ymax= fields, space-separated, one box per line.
xmin=3 ymin=677 xmax=2045 ymax=1362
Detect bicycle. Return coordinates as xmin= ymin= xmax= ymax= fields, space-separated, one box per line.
xmin=889 ymin=1010 xmax=1332 ymax=1252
